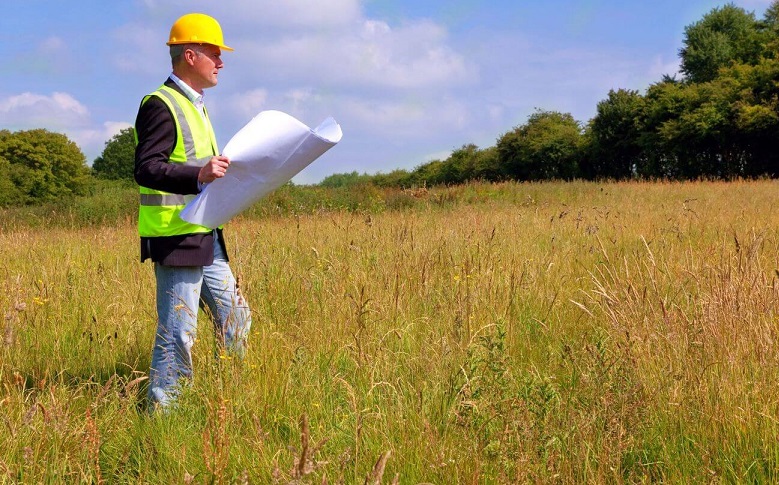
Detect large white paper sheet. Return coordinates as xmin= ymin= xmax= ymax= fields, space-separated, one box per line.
xmin=180 ymin=110 xmax=342 ymax=228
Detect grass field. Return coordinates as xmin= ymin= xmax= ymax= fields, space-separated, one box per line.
xmin=2 ymin=180 xmax=779 ymax=483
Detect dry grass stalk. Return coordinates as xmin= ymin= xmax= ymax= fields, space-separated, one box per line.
xmin=85 ymin=407 xmax=103 ymax=484
xmin=363 ymin=451 xmax=391 ymax=485
xmin=203 ymin=398 xmax=230 ymax=483
xmin=290 ymin=413 xmax=330 ymax=481
xmin=121 ymin=374 xmax=148 ymax=399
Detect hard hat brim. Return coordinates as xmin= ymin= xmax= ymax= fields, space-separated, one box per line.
xmin=166 ymin=40 xmax=234 ymax=52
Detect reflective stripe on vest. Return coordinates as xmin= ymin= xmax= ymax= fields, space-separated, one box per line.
xmin=137 ymin=84 xmax=219 ymax=237
xmin=140 ymin=193 xmax=192 ymax=206
xmin=154 ymin=88 xmax=214 ymax=168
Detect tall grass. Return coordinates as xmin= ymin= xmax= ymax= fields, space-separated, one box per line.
xmin=2 ymin=180 xmax=779 ymax=482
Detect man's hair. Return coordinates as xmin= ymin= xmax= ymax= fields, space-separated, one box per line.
xmin=170 ymin=44 xmax=203 ymax=68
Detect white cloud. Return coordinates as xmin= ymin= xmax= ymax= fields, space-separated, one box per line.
xmin=119 ymin=1 xmax=473 ymax=92
xmin=227 ymin=88 xmax=269 ymax=119
xmin=341 ymin=97 xmax=425 ymax=128
xmin=353 ymin=19 xmax=472 ymax=88
xmin=39 ymin=36 xmax=66 ymax=53
xmin=284 ymin=88 xmax=314 ymax=112
xmin=0 ymin=92 xmax=89 ymax=128
xmin=103 ymin=121 xmax=133 ymax=136
xmin=225 ymin=86 xmax=470 ymax=140
xmin=338 ymin=94 xmax=469 ymax=136
xmin=240 ymin=18 xmax=472 ymax=89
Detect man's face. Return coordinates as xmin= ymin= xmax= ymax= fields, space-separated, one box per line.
xmin=188 ymin=44 xmax=223 ymax=91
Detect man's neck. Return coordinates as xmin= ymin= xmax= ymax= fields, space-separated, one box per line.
xmin=171 ymin=70 xmax=203 ymax=95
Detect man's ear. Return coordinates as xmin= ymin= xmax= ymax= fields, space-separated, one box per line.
xmin=184 ymin=48 xmax=198 ymax=66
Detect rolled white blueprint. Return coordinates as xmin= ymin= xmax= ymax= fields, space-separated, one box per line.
xmin=180 ymin=110 xmax=342 ymax=228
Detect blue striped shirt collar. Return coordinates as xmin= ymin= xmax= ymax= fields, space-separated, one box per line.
xmin=169 ymin=73 xmax=204 ymax=111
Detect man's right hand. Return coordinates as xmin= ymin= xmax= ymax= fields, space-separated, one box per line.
xmin=198 ymin=155 xmax=231 ymax=184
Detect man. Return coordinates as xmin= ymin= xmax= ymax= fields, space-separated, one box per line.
xmin=134 ymin=12 xmax=251 ymax=409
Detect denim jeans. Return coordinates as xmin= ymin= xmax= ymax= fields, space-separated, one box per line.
xmin=147 ymin=241 xmax=251 ymax=409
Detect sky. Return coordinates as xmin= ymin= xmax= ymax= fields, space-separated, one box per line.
xmin=1 ymin=0 xmax=774 ymax=184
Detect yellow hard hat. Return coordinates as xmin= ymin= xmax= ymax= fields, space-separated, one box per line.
xmin=167 ymin=13 xmax=234 ymax=52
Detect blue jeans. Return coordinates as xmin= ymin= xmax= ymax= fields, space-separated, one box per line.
xmin=147 ymin=241 xmax=251 ymax=409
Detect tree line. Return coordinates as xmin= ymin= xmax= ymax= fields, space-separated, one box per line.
xmin=2 ymin=2 xmax=779 ymax=207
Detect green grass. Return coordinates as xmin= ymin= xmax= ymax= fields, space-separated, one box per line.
xmin=2 ymin=180 xmax=779 ymax=482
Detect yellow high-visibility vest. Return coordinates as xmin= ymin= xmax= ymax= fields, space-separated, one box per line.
xmin=136 ymin=85 xmax=219 ymax=237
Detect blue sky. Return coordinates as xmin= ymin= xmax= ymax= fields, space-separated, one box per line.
xmin=1 ymin=0 xmax=773 ymax=183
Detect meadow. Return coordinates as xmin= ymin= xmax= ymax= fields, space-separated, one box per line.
xmin=2 ymin=180 xmax=779 ymax=483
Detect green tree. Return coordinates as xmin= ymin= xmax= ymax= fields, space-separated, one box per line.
xmin=92 ymin=127 xmax=136 ymax=180
xmin=764 ymin=2 xmax=779 ymax=25
xmin=319 ymin=171 xmax=364 ymax=188
xmin=0 ymin=154 xmax=24 ymax=206
xmin=759 ymin=0 xmax=779 ymax=47
xmin=372 ymin=169 xmax=413 ymax=187
xmin=472 ymin=146 xmax=501 ymax=182
xmin=716 ymin=58 xmax=779 ymax=176
xmin=497 ymin=110 xmax=583 ymax=181
xmin=0 ymin=129 xmax=91 ymax=205
xmin=438 ymin=144 xmax=502 ymax=183
xmin=680 ymin=4 xmax=764 ymax=83
xmin=584 ymin=89 xmax=647 ymax=180
xmin=639 ymin=79 xmax=706 ymax=178
xmin=637 ymin=56 xmax=779 ymax=180
xmin=438 ymin=144 xmax=480 ymax=184
xmin=410 ymin=159 xmax=447 ymax=186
